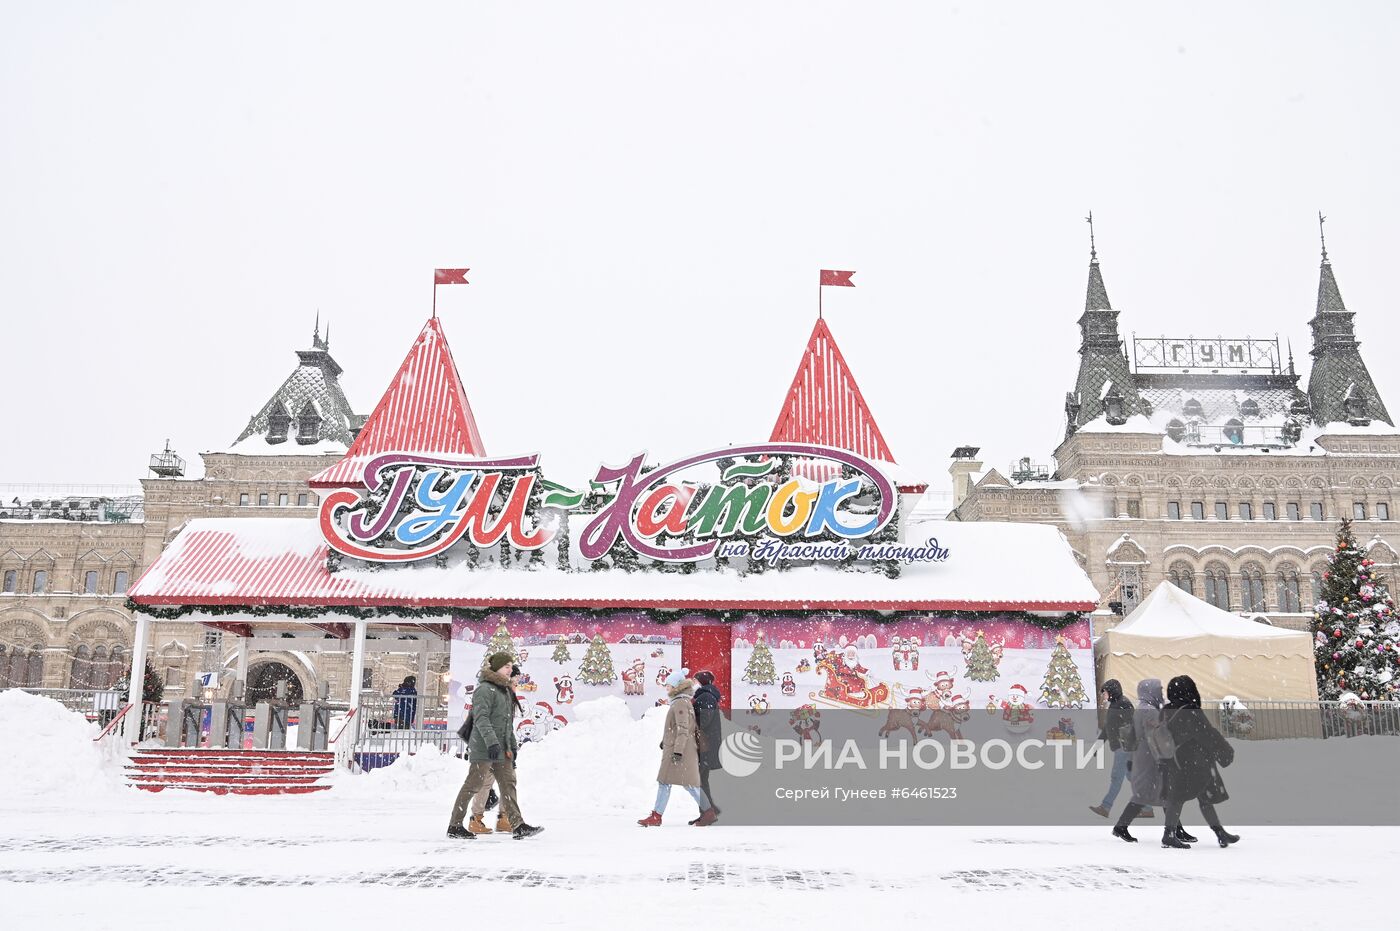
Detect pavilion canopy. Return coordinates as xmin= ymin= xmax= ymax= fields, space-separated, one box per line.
xmin=1094 ymin=581 xmax=1319 ymax=702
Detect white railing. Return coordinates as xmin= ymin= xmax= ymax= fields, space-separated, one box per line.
xmin=330 ymin=707 xmax=361 ymax=772
xmin=2 ymin=687 xmax=124 ymax=722
xmin=1211 ymin=699 xmax=1400 ymax=740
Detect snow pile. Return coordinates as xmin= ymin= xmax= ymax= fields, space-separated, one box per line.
xmin=333 ymin=743 xmax=468 ymax=797
xmin=336 ymin=696 xmax=667 ymax=814
xmin=0 ymin=690 xmax=129 ymax=798
xmin=523 ymin=697 xmax=665 ymax=813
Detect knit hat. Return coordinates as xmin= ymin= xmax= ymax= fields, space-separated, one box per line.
xmin=664 ymin=667 xmax=690 ymax=690
xmin=487 ymin=652 xmax=514 ymax=672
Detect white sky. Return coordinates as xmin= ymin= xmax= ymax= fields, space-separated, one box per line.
xmin=3 ymin=2 xmax=1398 ymax=489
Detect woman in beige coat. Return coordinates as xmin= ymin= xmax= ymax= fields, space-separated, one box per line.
xmin=638 ymin=669 xmax=719 ymax=827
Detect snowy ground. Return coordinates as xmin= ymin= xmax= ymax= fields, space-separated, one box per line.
xmin=0 ymin=691 xmax=1389 ymax=928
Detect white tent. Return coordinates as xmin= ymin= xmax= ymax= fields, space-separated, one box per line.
xmin=1094 ymin=581 xmax=1319 ymax=702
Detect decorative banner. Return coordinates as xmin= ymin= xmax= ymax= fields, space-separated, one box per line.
xmin=319 ymin=443 xmax=929 ymax=567
xmin=447 ymin=613 xmax=1096 ymax=734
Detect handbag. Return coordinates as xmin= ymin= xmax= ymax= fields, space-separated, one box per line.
xmin=1117 ymin=721 xmax=1138 ymax=753
xmin=457 ymin=711 xmax=474 ymax=743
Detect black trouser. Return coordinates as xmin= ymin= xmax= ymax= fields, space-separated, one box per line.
xmin=699 ymin=763 xmax=716 ymax=811
xmin=1114 ymin=802 xmax=1147 ymax=828
xmin=1163 ymin=797 xmax=1220 ymax=830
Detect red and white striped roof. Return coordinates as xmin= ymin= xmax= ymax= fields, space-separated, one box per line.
xmin=310 ymin=317 xmax=485 ymax=488
xmin=128 ymin=518 xmax=1098 ymax=614
xmin=771 ymin=318 xmax=923 ymax=490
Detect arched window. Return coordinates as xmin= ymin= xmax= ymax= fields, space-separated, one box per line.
xmin=1203 ymin=565 xmax=1231 ymax=610
xmin=1311 ymin=566 xmax=1327 ymax=608
xmin=70 ymin=644 xmax=92 ymax=689
xmin=1117 ymin=565 xmax=1143 ymax=615
xmin=1241 ymin=563 xmax=1266 ymax=611
xmin=1184 ymin=398 xmax=1204 ymax=419
xmin=296 ymin=401 xmax=322 ymax=443
xmin=91 ymin=645 xmax=109 ymax=689
xmin=1223 ymin=418 xmax=1245 ymax=445
xmin=266 ymin=402 xmax=291 ymax=444
xmin=2 ymin=569 xmax=15 ymax=592
xmin=106 ymin=646 xmax=125 ymax=689
xmin=1276 ymin=565 xmax=1302 ymax=613
xmin=32 ymin=570 xmax=47 ymax=593
xmin=8 ymin=646 xmax=27 ymax=685
xmin=27 ymin=647 xmax=43 ymax=686
xmin=1168 ymin=563 xmax=1195 ymax=596
xmin=1166 ymin=419 xmax=1186 ymax=442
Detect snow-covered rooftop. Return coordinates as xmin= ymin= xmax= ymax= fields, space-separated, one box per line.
xmin=129 ymin=516 xmax=1099 ymax=614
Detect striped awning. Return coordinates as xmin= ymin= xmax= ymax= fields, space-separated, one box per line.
xmin=128 ymin=517 xmax=1099 ymax=615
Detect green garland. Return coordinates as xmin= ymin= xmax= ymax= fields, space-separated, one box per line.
xmin=125 ymin=596 xmax=1084 ymax=630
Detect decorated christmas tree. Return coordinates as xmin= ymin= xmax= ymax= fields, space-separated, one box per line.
xmin=576 ymin=634 xmax=617 ymax=685
xmin=1313 ymin=519 xmax=1399 ymax=700
xmin=1039 ymin=637 xmax=1088 ymax=708
xmin=551 ymin=639 xmax=572 ymax=664
xmin=744 ymin=633 xmax=777 ymax=685
xmin=964 ymin=631 xmax=1002 ymax=682
xmin=486 ymin=621 xmax=517 ymax=662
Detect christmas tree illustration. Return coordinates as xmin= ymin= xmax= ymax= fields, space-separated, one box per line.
xmin=485 ymin=621 xmax=517 ymax=662
xmin=964 ymin=631 xmax=1002 ymax=682
xmin=743 ymin=633 xmax=777 ymax=685
xmin=576 ymin=634 xmax=617 ymax=685
xmin=1314 ymin=519 xmax=1399 ymax=701
xmin=1039 ymin=637 xmax=1088 ymax=708
xmin=551 ymin=639 xmax=572 ymax=664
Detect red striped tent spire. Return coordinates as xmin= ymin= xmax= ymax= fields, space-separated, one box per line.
xmin=770 ymin=317 xmax=896 ymax=465
xmin=310 ymin=317 xmax=485 ymax=488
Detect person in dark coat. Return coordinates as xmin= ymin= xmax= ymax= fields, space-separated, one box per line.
xmin=1089 ymin=679 xmax=1135 ymax=818
xmin=392 ymin=675 xmax=419 ymax=729
xmin=1159 ymin=675 xmax=1240 ymax=848
xmin=690 ymin=670 xmax=724 ymax=823
xmin=1111 ymin=678 xmax=1166 ymax=842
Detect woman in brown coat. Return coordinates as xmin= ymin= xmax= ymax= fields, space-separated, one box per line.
xmin=638 ymin=669 xmax=719 ymax=827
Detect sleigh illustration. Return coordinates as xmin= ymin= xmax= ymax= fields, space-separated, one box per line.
xmin=810 ymin=652 xmax=891 ymax=709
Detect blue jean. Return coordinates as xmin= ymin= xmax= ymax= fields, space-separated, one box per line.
xmin=654 ymin=782 xmax=711 ymax=813
xmin=1101 ymin=748 xmax=1130 ymax=808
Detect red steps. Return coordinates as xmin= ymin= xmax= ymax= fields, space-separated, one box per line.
xmin=126 ymin=748 xmax=335 ymax=795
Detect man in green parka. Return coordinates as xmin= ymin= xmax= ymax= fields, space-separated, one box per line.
xmin=447 ymin=652 xmax=544 ymax=840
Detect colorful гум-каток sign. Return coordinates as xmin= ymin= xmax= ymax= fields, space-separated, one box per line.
xmin=319 ymin=443 xmax=947 ymax=566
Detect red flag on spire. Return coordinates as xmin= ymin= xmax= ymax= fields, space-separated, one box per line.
xmin=820 ymin=269 xmax=855 ymax=287
xmin=435 ymin=268 xmax=470 ymax=285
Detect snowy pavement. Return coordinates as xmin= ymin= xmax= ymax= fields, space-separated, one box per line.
xmin=0 ymin=691 xmax=1387 ymax=928
xmin=0 ymin=787 xmax=1387 ymax=929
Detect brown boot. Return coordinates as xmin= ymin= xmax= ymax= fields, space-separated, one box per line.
xmin=495 ymin=813 xmax=513 ymax=833
xmin=467 ymin=815 xmax=492 ymax=835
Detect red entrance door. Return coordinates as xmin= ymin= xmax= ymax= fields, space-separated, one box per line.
xmin=682 ymin=625 xmax=733 ymax=709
